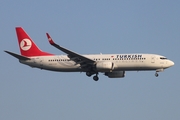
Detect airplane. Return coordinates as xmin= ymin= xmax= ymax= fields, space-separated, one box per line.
xmin=5 ymin=27 xmax=174 ymax=81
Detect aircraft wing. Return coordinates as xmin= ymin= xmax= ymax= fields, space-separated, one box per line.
xmin=46 ymin=33 xmax=95 ymax=68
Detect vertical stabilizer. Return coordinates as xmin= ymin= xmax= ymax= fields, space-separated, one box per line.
xmin=16 ymin=27 xmax=53 ymax=57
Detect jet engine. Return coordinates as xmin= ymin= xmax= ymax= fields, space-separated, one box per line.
xmin=105 ymin=71 xmax=125 ymax=78
xmin=96 ymin=62 xmax=114 ymax=72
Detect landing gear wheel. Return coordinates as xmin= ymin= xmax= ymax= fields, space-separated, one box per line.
xmin=93 ymin=75 xmax=99 ymax=81
xmin=155 ymin=72 xmax=159 ymax=77
xmin=86 ymin=72 xmax=92 ymax=77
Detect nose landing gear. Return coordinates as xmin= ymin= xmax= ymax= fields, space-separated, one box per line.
xmin=155 ymin=69 xmax=164 ymax=77
xmin=155 ymin=72 xmax=159 ymax=77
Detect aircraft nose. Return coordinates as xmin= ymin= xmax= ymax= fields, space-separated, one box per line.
xmin=169 ymin=60 xmax=174 ymax=67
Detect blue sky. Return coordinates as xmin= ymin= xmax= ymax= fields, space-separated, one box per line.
xmin=1 ymin=0 xmax=180 ymax=120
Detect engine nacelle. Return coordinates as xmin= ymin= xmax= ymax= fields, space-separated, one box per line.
xmin=96 ymin=62 xmax=114 ymax=72
xmin=105 ymin=71 xmax=125 ymax=78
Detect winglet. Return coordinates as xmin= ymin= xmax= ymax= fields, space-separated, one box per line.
xmin=46 ymin=33 xmax=55 ymax=45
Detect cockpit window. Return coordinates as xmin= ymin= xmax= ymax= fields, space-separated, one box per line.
xmin=160 ymin=57 xmax=167 ymax=60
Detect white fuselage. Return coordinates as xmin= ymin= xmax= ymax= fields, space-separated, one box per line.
xmin=20 ymin=53 xmax=174 ymax=72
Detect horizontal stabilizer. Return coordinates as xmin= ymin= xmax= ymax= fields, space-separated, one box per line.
xmin=4 ymin=51 xmax=31 ymax=60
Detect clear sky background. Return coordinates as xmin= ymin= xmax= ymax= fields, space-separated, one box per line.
xmin=1 ymin=0 xmax=180 ymax=120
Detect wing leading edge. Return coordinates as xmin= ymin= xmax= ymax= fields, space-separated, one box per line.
xmin=46 ymin=33 xmax=95 ymax=69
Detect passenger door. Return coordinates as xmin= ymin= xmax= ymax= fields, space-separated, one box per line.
xmin=151 ymin=56 xmax=155 ymax=63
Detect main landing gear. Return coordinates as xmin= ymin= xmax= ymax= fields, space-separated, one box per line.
xmin=93 ymin=75 xmax=99 ymax=81
xmin=86 ymin=72 xmax=92 ymax=77
xmin=86 ymin=72 xmax=99 ymax=81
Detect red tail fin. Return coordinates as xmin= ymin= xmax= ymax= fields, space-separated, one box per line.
xmin=16 ymin=27 xmax=53 ymax=57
